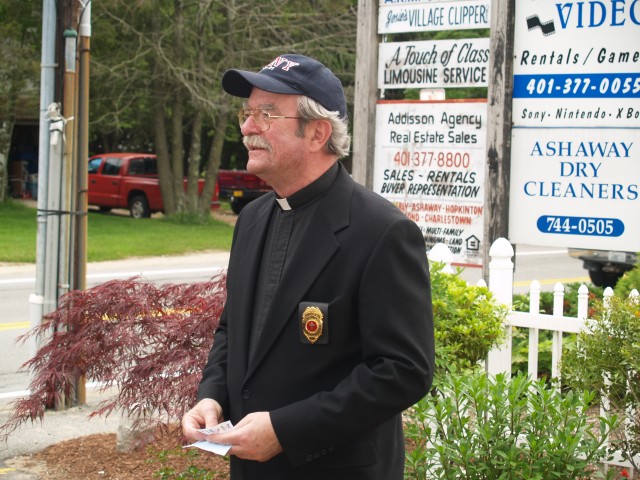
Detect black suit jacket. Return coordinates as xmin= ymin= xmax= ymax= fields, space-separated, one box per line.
xmin=198 ymin=164 xmax=435 ymax=479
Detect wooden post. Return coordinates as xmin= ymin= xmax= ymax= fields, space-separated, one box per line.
xmin=482 ymin=0 xmax=515 ymax=281
xmin=352 ymin=0 xmax=378 ymax=188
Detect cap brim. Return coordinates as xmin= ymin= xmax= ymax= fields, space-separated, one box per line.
xmin=222 ymin=69 xmax=303 ymax=98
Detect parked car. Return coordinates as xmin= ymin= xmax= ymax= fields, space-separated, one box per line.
xmin=88 ymin=153 xmax=219 ymax=218
xmin=569 ymin=248 xmax=638 ymax=287
xmin=217 ymin=169 xmax=272 ymax=214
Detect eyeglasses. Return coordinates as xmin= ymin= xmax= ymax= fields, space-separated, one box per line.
xmin=237 ymin=108 xmax=303 ymax=132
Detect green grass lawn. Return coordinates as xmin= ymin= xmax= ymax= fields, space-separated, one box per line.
xmin=0 ymin=200 xmax=234 ymax=263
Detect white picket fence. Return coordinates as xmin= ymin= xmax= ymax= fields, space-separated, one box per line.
xmin=429 ymin=237 xmax=640 ymax=475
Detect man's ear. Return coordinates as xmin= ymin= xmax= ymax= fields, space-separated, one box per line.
xmin=308 ymin=119 xmax=332 ymax=153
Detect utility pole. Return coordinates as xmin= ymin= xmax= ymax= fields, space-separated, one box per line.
xmin=73 ymin=0 xmax=91 ymax=405
xmin=30 ymin=0 xmax=57 ymax=359
xmin=33 ymin=0 xmax=91 ymax=408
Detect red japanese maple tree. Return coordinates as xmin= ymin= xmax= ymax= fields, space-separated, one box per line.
xmin=1 ymin=274 xmax=226 ymax=440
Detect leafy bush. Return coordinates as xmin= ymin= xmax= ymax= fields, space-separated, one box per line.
xmin=561 ymin=294 xmax=640 ymax=471
xmin=0 ymin=275 xmax=226 ymax=439
xmin=404 ymin=371 xmax=618 ymax=480
xmin=429 ymin=262 xmax=507 ymax=376
xmin=615 ymin=263 xmax=640 ymax=299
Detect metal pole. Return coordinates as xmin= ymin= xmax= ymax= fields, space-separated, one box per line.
xmin=30 ymin=0 xmax=57 ymax=354
xmin=74 ymin=0 xmax=91 ymax=405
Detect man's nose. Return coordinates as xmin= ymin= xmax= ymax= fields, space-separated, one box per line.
xmin=241 ymin=114 xmax=263 ymax=136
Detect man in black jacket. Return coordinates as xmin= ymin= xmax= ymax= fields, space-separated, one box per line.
xmin=182 ymin=53 xmax=435 ymax=480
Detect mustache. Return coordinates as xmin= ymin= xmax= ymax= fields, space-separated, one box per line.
xmin=243 ymin=135 xmax=272 ymax=151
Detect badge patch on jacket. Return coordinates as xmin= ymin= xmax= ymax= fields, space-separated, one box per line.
xmin=298 ymin=302 xmax=329 ymax=344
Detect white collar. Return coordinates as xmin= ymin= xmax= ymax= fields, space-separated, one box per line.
xmin=275 ymin=197 xmax=292 ymax=211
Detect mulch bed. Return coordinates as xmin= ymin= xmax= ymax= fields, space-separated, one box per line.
xmin=28 ymin=431 xmax=230 ymax=479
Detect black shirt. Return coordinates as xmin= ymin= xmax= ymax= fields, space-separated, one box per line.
xmin=248 ymin=163 xmax=340 ymax=361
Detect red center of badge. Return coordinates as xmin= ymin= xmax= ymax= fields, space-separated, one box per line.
xmin=301 ymin=306 xmax=324 ymax=344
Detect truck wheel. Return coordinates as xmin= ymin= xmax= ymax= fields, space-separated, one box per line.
xmin=588 ymin=268 xmax=621 ymax=288
xmin=230 ymin=197 xmax=247 ymax=215
xmin=129 ymin=195 xmax=151 ymax=219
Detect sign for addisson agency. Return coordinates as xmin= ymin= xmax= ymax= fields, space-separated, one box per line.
xmin=379 ymin=38 xmax=490 ymax=89
xmin=374 ymin=100 xmax=487 ymax=266
xmin=378 ymin=0 xmax=491 ymax=34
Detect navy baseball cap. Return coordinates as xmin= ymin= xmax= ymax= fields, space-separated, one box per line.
xmin=222 ymin=54 xmax=347 ymax=119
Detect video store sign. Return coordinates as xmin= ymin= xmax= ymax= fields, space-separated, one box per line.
xmin=374 ymin=100 xmax=487 ymax=266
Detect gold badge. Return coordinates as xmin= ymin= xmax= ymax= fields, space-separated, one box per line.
xmin=302 ymin=306 xmax=324 ymax=344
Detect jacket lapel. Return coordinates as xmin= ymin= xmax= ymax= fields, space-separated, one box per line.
xmin=245 ymin=166 xmax=353 ymax=380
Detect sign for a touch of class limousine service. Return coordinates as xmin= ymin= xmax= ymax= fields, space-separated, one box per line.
xmin=374 ymin=100 xmax=487 ymax=266
xmin=509 ymin=0 xmax=640 ymax=252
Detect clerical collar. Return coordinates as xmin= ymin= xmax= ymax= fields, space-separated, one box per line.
xmin=274 ymin=163 xmax=339 ymax=211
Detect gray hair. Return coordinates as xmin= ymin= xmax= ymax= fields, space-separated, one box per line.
xmin=295 ymin=96 xmax=351 ymax=159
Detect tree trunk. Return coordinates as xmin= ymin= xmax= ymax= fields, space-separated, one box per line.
xmin=149 ymin=6 xmax=175 ymax=216
xmin=186 ymin=109 xmax=203 ymax=213
xmin=0 ymin=118 xmax=14 ymax=201
xmin=198 ymin=106 xmax=230 ymax=217
xmin=170 ymin=91 xmax=185 ymax=213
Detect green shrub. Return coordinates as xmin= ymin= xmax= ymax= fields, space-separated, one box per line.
xmin=404 ymin=371 xmax=618 ymax=480
xmin=561 ymin=295 xmax=640 ymax=471
xmin=430 ymin=262 xmax=507 ymax=376
xmin=615 ymin=263 xmax=640 ymax=299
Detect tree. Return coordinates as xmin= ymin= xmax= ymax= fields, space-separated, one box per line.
xmin=89 ymin=0 xmax=358 ymax=220
xmin=0 ymin=0 xmax=41 ymax=201
xmin=0 ymin=276 xmax=227 ymax=439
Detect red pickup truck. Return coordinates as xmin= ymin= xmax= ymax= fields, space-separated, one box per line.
xmin=88 ymin=153 xmax=219 ymax=218
xmin=216 ymin=169 xmax=272 ymax=214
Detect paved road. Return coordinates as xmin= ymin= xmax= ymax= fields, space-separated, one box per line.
xmin=0 ymin=252 xmax=230 ymax=383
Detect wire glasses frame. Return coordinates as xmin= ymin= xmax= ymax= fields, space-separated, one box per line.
xmin=238 ymin=108 xmax=303 ymax=132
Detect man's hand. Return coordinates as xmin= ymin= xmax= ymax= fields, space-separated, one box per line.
xmin=181 ymin=398 xmax=224 ymax=442
xmin=208 ymin=411 xmax=283 ymax=462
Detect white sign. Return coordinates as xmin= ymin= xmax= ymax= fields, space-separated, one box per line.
xmin=374 ymin=100 xmax=487 ymax=266
xmin=512 ymin=1 xmax=640 ymax=128
xmin=509 ymin=129 xmax=639 ymax=251
xmin=379 ymin=38 xmax=490 ymax=89
xmin=510 ymin=0 xmax=640 ymax=251
xmin=379 ymin=0 xmax=491 ymax=34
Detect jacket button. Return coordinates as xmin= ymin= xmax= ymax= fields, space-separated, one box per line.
xmin=306 ymin=454 xmax=313 ymax=462
xmin=241 ymin=389 xmax=251 ymax=400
